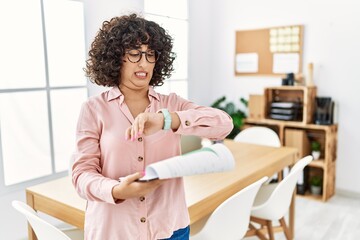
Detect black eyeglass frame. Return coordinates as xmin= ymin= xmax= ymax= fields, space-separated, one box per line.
xmin=125 ymin=49 xmax=161 ymax=63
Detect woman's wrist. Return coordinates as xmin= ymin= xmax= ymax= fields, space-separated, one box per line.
xmin=170 ymin=112 xmax=180 ymax=130
xmin=112 ymin=185 xmax=125 ymax=203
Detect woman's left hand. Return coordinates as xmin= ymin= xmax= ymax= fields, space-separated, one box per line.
xmin=125 ymin=112 xmax=164 ymax=141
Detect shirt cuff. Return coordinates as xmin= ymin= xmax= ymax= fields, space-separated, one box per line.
xmin=174 ymin=111 xmax=192 ymax=132
xmin=105 ymin=179 xmax=125 ymax=204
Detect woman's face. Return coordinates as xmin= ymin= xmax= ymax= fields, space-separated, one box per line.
xmin=119 ymin=44 xmax=156 ymax=90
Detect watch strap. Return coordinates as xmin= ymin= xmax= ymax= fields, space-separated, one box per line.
xmin=158 ymin=109 xmax=172 ymax=130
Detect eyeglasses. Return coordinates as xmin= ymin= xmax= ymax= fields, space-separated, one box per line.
xmin=125 ymin=49 xmax=160 ymax=63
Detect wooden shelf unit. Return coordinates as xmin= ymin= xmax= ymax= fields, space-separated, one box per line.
xmin=264 ymin=86 xmax=317 ymax=124
xmin=245 ymin=86 xmax=338 ymax=202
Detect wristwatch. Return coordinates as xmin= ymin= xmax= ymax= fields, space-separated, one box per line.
xmin=158 ymin=109 xmax=172 ymax=130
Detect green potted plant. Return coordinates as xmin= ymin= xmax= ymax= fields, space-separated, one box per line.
xmin=211 ymin=96 xmax=247 ymax=139
xmin=310 ymin=175 xmax=322 ymax=195
xmin=311 ymin=140 xmax=321 ymax=160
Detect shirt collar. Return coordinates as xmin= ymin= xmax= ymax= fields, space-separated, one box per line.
xmin=148 ymin=87 xmax=160 ymax=102
xmin=107 ymin=87 xmax=123 ymax=102
xmin=107 ymin=86 xmax=160 ymax=103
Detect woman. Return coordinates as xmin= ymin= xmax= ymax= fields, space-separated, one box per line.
xmin=72 ymin=13 xmax=233 ymax=240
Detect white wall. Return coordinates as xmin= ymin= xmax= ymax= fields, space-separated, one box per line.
xmin=0 ymin=191 xmax=27 ymax=240
xmin=187 ymin=0 xmax=360 ymax=194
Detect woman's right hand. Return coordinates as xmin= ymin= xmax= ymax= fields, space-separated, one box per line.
xmin=125 ymin=112 xmax=164 ymax=141
xmin=111 ymin=172 xmax=164 ymax=201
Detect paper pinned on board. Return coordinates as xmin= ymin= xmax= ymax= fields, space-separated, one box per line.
xmin=235 ymin=53 xmax=259 ymax=73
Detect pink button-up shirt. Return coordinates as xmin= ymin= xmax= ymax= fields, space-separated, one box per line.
xmin=72 ymin=87 xmax=233 ymax=240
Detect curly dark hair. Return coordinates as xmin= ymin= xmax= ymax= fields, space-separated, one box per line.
xmin=84 ymin=13 xmax=176 ymax=87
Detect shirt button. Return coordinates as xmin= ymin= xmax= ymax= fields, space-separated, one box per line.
xmin=139 ymin=196 xmax=145 ymax=201
xmin=185 ymin=120 xmax=191 ymax=126
xmin=140 ymin=217 xmax=146 ymax=223
xmin=138 ymin=137 xmax=143 ymax=142
xmin=138 ymin=156 xmax=144 ymax=162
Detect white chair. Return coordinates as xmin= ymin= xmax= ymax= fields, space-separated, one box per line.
xmin=234 ymin=126 xmax=281 ymax=147
xmin=246 ymin=156 xmax=313 ymax=240
xmin=11 ymin=200 xmax=84 ymax=240
xmin=190 ymin=176 xmax=268 ymax=240
xmin=234 ymin=126 xmax=282 ymax=182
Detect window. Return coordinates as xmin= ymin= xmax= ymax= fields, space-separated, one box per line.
xmin=144 ymin=0 xmax=188 ymax=98
xmin=0 ymin=0 xmax=87 ymax=194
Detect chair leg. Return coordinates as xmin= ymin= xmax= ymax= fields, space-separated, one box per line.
xmin=246 ymin=223 xmax=268 ymax=240
xmin=266 ymin=220 xmax=275 ymax=240
xmin=249 ymin=216 xmax=292 ymax=240
xmin=279 ymin=217 xmax=292 ymax=240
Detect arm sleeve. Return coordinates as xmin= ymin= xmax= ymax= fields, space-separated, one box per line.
xmin=168 ymin=94 xmax=234 ymax=140
xmin=71 ymin=101 xmax=120 ymax=204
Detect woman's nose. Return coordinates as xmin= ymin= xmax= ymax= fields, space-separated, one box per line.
xmin=138 ymin=53 xmax=149 ymax=66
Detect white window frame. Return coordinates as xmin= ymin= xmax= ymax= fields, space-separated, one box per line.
xmin=0 ymin=0 xmax=87 ymax=195
xmin=144 ymin=0 xmax=189 ymax=98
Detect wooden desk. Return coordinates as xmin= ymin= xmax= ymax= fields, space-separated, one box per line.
xmin=26 ymin=140 xmax=297 ymax=240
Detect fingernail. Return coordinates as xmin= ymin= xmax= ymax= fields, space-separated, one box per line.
xmin=138 ymin=131 xmax=142 ymax=136
xmin=125 ymin=135 xmax=128 ymax=140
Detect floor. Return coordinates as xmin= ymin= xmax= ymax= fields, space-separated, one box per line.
xmin=245 ymin=195 xmax=360 ymax=240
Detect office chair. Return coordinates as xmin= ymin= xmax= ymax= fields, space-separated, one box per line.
xmin=246 ymin=156 xmax=313 ymax=240
xmin=12 ymin=200 xmax=83 ymax=240
xmin=190 ymin=176 xmax=269 ymax=240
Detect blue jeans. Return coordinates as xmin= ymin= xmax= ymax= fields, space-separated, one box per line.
xmin=160 ymin=226 xmax=190 ymax=240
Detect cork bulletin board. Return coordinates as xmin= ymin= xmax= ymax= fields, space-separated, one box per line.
xmin=235 ymin=25 xmax=304 ymax=76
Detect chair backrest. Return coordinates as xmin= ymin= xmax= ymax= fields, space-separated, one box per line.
xmin=234 ymin=127 xmax=281 ymax=147
xmin=191 ymin=176 xmax=268 ymax=240
xmin=181 ymin=135 xmax=203 ymax=154
xmin=251 ymin=156 xmax=313 ymax=220
xmin=12 ymin=200 xmax=71 ymax=240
